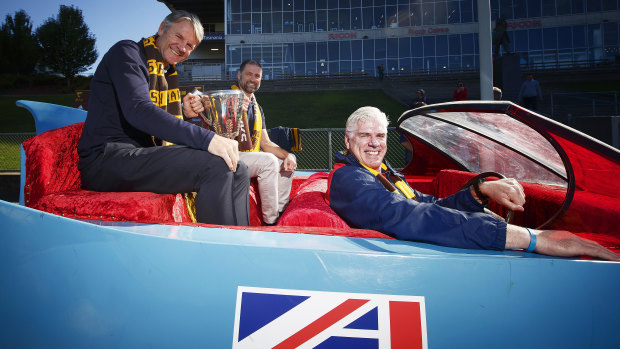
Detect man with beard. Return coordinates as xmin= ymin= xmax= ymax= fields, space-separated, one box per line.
xmin=232 ymin=60 xmax=297 ymax=225
xmin=77 ymin=11 xmax=250 ymax=226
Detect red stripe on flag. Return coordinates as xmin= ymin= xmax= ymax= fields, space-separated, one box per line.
xmin=390 ymin=301 xmax=423 ymax=349
xmin=273 ymin=298 xmax=370 ymax=349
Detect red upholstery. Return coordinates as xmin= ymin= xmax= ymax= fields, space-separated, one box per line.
xmin=277 ymin=172 xmax=352 ymax=229
xmin=22 ymin=123 xmax=262 ymax=225
xmin=432 ymin=169 xmax=620 ymax=249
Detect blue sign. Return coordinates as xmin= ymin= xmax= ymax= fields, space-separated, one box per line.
xmin=204 ymin=33 xmax=225 ymax=40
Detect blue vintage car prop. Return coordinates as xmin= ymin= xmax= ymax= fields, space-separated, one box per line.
xmin=1 ymin=100 xmax=619 ymax=348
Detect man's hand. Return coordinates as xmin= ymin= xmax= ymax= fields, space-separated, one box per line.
xmin=183 ymin=92 xmax=206 ymax=118
xmin=283 ymin=153 xmax=297 ymax=172
xmin=207 ymin=134 xmax=239 ymax=172
xmin=478 ymin=178 xmax=525 ymax=212
xmin=506 ymin=225 xmax=620 ymax=261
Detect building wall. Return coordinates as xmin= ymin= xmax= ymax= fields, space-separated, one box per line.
xmin=222 ymin=0 xmax=620 ymax=79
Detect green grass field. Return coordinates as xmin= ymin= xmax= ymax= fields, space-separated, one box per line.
xmin=0 ymin=90 xmax=407 ymax=170
xmin=0 ymin=90 xmax=405 ymax=132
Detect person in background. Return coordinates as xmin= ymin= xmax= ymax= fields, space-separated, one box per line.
xmin=411 ymin=89 xmax=427 ymax=108
xmin=492 ymin=14 xmax=511 ymax=57
xmin=493 ymin=86 xmax=503 ymax=100
xmin=77 ymin=10 xmax=250 ymax=226
xmin=518 ymin=73 xmax=543 ymax=111
xmin=377 ymin=64 xmax=384 ymax=80
xmin=327 ymin=106 xmax=619 ymax=261
xmin=453 ymin=81 xmax=468 ymax=101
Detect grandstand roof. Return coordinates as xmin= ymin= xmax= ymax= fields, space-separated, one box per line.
xmin=158 ymin=0 xmax=224 ymax=26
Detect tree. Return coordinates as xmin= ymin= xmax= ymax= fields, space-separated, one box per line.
xmin=36 ymin=5 xmax=97 ymax=87
xmin=0 ymin=10 xmax=40 ymax=75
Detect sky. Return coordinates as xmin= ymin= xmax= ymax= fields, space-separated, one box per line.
xmin=0 ymin=0 xmax=172 ymax=74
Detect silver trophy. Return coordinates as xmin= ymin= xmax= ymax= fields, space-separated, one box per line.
xmin=192 ymin=89 xmax=244 ymax=139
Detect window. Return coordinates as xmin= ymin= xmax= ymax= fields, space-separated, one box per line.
xmin=424 ymin=36 xmax=436 ymax=57
xmin=543 ymin=27 xmax=557 ymax=50
xmin=375 ymin=38 xmax=387 ymax=59
xmin=363 ymin=7 xmax=374 ymax=29
xmin=351 ymin=40 xmax=363 ymax=60
xmin=557 ymin=27 xmax=572 ymax=49
xmin=513 ymin=0 xmax=528 ymax=18
xmin=399 ymin=37 xmax=411 ymax=57
xmin=398 ymin=4 xmax=411 ymax=27
xmin=557 ymin=0 xmax=571 ymax=14
xmin=542 ymin=0 xmax=556 ymax=16
xmin=573 ymin=25 xmax=586 ymax=48
xmin=514 ymin=30 xmax=529 ymax=51
xmin=411 ymin=37 xmax=423 ymax=57
xmin=587 ymin=0 xmax=601 ymax=12
xmin=572 ymin=0 xmax=585 ymax=13
xmin=340 ymin=9 xmax=352 ymax=30
xmin=423 ymin=3 xmax=434 ymax=25
xmin=447 ymin=1 xmax=460 ymax=24
xmin=363 ymin=39 xmax=374 ymax=60
xmin=329 ymin=41 xmax=339 ymax=62
xmin=435 ymin=1 xmax=447 ymax=24
xmin=449 ymin=34 xmax=461 ymax=55
xmin=328 ymin=9 xmax=338 ymax=30
xmin=386 ymin=5 xmax=398 ymax=28
xmin=602 ymin=0 xmax=618 ymax=10
xmin=387 ymin=38 xmax=399 ymax=58
xmin=499 ymin=0 xmax=513 ymax=19
xmin=294 ymin=43 xmax=305 ymax=62
xmin=375 ymin=5 xmax=386 ymax=28
xmin=436 ymin=35 xmax=449 ymax=56
xmin=340 ymin=40 xmax=352 ymax=61
xmin=527 ymin=0 xmax=541 ymax=17
xmin=351 ymin=7 xmax=362 ymax=29
xmin=528 ymin=28 xmax=543 ymax=50
xmin=306 ymin=42 xmax=317 ymax=61
xmin=461 ymin=0 xmax=474 ymax=23
xmin=273 ymin=12 xmax=283 ymax=33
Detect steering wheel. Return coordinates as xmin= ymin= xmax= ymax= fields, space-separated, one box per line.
xmin=460 ymin=171 xmax=514 ymax=224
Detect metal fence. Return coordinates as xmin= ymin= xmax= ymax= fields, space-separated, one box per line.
xmin=0 ymin=129 xmax=408 ymax=172
xmin=0 ymin=133 xmax=34 ymax=172
xmin=551 ymin=91 xmax=619 ymax=122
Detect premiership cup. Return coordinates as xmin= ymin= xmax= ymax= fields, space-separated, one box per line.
xmin=193 ymin=89 xmax=245 ymax=139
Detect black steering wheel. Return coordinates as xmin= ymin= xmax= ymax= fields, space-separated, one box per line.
xmin=460 ymin=171 xmax=514 ymax=224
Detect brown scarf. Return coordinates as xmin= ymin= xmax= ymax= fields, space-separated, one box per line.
xmin=143 ymin=35 xmax=182 ymax=121
xmin=231 ymin=84 xmax=262 ymax=151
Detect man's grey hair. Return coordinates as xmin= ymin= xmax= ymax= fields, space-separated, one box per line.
xmin=345 ymin=106 xmax=390 ymax=138
xmin=162 ymin=10 xmax=204 ymax=44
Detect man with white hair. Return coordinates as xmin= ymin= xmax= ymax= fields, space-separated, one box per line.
xmin=78 ymin=10 xmax=250 ymax=226
xmin=327 ymin=106 xmax=619 ymax=261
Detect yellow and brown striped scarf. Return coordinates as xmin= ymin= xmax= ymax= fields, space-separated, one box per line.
xmin=231 ymin=84 xmax=262 ymax=152
xmin=360 ymin=161 xmax=417 ymax=201
xmin=143 ymin=35 xmax=182 ymax=121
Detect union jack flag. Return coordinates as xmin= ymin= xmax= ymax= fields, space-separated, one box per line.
xmin=233 ymin=287 xmax=427 ymax=348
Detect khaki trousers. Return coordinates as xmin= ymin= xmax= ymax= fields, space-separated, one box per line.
xmin=239 ymin=152 xmax=294 ymax=224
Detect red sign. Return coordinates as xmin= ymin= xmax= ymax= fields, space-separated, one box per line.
xmin=507 ymin=19 xmax=542 ymax=29
xmin=328 ymin=32 xmax=358 ymax=40
xmin=408 ymin=27 xmax=450 ymax=35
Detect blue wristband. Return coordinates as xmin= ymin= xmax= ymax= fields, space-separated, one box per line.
xmin=525 ymin=228 xmax=537 ymax=252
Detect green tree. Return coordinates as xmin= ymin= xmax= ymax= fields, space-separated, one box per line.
xmin=0 ymin=10 xmax=39 ymax=75
xmin=36 ymin=5 xmax=97 ymax=88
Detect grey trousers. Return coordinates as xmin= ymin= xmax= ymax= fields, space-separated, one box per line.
xmin=239 ymin=152 xmax=294 ymax=224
